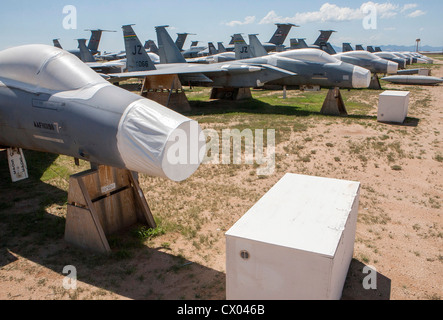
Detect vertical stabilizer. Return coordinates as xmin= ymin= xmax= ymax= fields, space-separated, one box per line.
xmin=356 ymin=44 xmax=364 ymax=51
xmin=218 ymin=42 xmax=226 ymax=53
xmin=176 ymin=33 xmax=192 ymax=51
xmin=77 ymin=39 xmax=96 ymax=63
xmin=208 ymin=42 xmax=218 ymax=55
xmin=314 ymin=30 xmax=336 ymax=47
xmin=232 ymin=34 xmax=246 ymax=45
xmin=367 ymin=46 xmax=375 ymax=53
xmin=122 ymin=25 xmax=156 ymax=72
xmin=248 ymin=34 xmax=268 ymax=58
xmin=343 ymin=43 xmax=354 ymax=52
xmin=323 ymin=43 xmax=336 ymax=55
xmin=297 ymin=39 xmax=309 ymax=49
xmin=156 ymin=25 xmax=187 ymax=64
xmin=375 ymin=47 xmax=382 ymax=52
xmin=87 ymin=30 xmax=103 ymax=54
xmin=268 ymin=23 xmax=297 ymax=45
xmin=235 ymin=43 xmax=252 ymax=60
xmin=53 ymin=39 xmax=63 ymax=49
xmin=144 ymin=40 xmax=159 ymax=54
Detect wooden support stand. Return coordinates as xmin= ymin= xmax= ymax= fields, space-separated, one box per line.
xmin=369 ymin=74 xmax=382 ymax=90
xmin=320 ymin=87 xmax=348 ymax=116
xmin=210 ymin=87 xmax=252 ymax=100
xmin=140 ymin=74 xmax=191 ymax=113
xmin=64 ymin=165 xmax=156 ymax=253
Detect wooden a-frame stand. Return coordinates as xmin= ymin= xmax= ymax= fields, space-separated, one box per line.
xmin=140 ymin=74 xmax=191 ymax=113
xmin=64 ymin=165 xmax=156 ymax=253
xmin=210 ymin=87 xmax=252 ymax=100
xmin=320 ymin=87 xmax=348 ymax=116
xmin=369 ymin=74 xmax=382 ymax=90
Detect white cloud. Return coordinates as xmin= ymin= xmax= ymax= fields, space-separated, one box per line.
xmin=259 ymin=2 xmax=401 ymax=25
xmin=225 ymin=16 xmax=256 ymax=27
xmin=407 ymin=10 xmax=426 ymax=18
xmin=401 ymin=3 xmax=418 ymax=12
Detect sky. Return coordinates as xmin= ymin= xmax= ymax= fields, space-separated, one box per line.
xmin=0 ymin=0 xmax=442 ymax=53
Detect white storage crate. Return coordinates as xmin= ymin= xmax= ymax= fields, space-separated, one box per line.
xmin=377 ymin=90 xmax=410 ymax=123
xmin=225 ymin=173 xmax=360 ymax=300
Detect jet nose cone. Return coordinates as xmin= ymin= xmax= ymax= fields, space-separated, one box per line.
xmin=387 ymin=61 xmax=398 ymax=74
xmin=352 ymin=66 xmax=371 ymax=88
xmin=117 ymin=99 xmax=205 ymax=182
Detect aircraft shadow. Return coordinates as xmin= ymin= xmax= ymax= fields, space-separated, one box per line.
xmin=341 ymin=258 xmax=391 ymax=300
xmin=185 ymin=97 xmax=421 ymax=124
xmin=0 ymin=150 xmax=225 ymax=300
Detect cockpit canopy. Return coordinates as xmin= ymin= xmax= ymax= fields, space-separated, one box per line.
xmin=276 ymin=49 xmax=339 ymax=64
xmin=0 ymin=44 xmax=107 ymax=91
xmin=337 ymin=51 xmax=382 ymax=60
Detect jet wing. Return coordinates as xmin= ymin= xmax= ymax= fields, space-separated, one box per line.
xmin=108 ymin=63 xmax=296 ymax=83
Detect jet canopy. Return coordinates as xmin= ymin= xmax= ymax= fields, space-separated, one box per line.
xmin=337 ymin=51 xmax=382 ymax=61
xmin=0 ymin=44 xmax=107 ymax=92
xmin=276 ymin=49 xmax=339 ymax=64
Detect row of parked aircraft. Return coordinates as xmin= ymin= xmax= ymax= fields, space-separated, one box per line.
xmin=52 ymin=23 xmax=437 ymax=89
xmin=0 ymin=23 xmax=440 ymax=184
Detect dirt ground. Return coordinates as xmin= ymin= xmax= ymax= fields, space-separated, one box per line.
xmin=0 ymin=60 xmax=441 ymax=301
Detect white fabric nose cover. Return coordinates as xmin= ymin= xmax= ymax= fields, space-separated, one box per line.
xmin=117 ymin=99 xmax=205 ymax=182
xmin=352 ymin=66 xmax=371 ymax=88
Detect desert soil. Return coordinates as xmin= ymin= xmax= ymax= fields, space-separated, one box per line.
xmin=0 ymin=60 xmax=441 ymax=301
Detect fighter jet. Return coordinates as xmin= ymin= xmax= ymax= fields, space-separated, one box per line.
xmin=0 ymin=44 xmax=205 ymax=182
xmin=108 ymin=25 xmax=297 ymax=89
xmin=238 ymin=35 xmax=371 ymax=89
xmin=373 ymin=52 xmax=408 ymax=69
xmin=343 ymin=43 xmax=407 ymax=69
xmin=333 ymin=50 xmax=398 ymax=74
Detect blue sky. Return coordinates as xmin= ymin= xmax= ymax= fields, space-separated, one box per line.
xmin=0 ymin=0 xmax=441 ymax=52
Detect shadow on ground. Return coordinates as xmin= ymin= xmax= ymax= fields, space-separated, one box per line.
xmin=185 ymin=96 xmax=420 ymax=126
xmin=342 ymin=259 xmax=391 ymax=300
xmin=0 ymin=150 xmax=225 ymax=300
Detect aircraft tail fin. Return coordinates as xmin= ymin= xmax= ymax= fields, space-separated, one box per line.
xmin=144 ymin=40 xmax=159 ymax=54
xmin=122 ymin=25 xmax=156 ymax=72
xmin=208 ymin=42 xmax=218 ymax=55
xmin=343 ymin=43 xmax=354 ymax=52
xmin=322 ymin=43 xmax=336 ymax=55
xmin=235 ymin=43 xmax=252 ymax=60
xmin=314 ymin=30 xmax=336 ymax=47
xmin=297 ymin=39 xmax=309 ymax=49
xmin=156 ymin=25 xmax=187 ymax=64
xmin=375 ymin=46 xmax=382 ymax=52
xmin=232 ymin=34 xmax=246 ymax=45
xmin=290 ymin=39 xmax=308 ymax=50
xmin=175 ymin=33 xmax=191 ymax=51
xmin=190 ymin=41 xmax=199 ymax=47
xmin=53 ymin=39 xmax=63 ymax=49
xmin=268 ymin=23 xmax=297 ymax=46
xmin=217 ymin=42 xmax=226 ymax=53
xmin=367 ymin=46 xmax=375 ymax=53
xmin=248 ymin=34 xmax=268 ymax=58
xmin=87 ymin=30 xmax=103 ymax=55
xmin=77 ymin=39 xmax=96 ymax=62
xmin=355 ymin=44 xmax=364 ymax=51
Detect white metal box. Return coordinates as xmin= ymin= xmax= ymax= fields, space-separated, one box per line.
xmin=377 ymin=90 xmax=410 ymax=123
xmin=225 ymin=173 xmax=360 ymax=300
